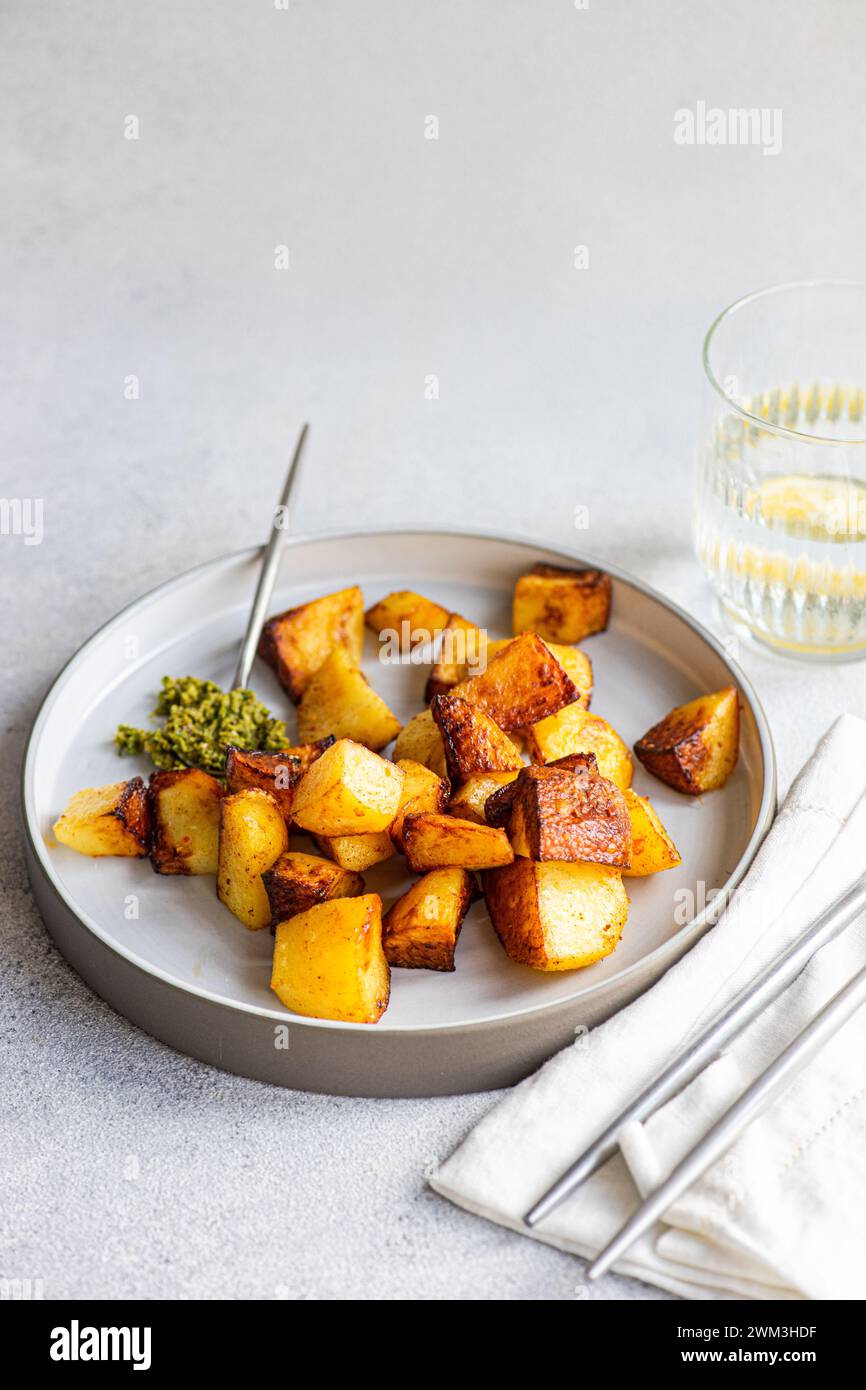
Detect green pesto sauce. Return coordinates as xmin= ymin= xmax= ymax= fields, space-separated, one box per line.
xmin=115 ymin=676 xmax=288 ymax=777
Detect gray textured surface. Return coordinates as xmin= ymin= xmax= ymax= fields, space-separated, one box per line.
xmin=2 ymin=0 xmax=863 ymax=1300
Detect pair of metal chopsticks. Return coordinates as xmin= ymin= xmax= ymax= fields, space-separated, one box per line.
xmin=233 ymin=423 xmax=309 ymax=691
xmin=524 ymin=872 xmax=866 ymax=1279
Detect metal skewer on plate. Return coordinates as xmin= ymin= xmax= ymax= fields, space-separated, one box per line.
xmin=232 ymin=421 xmax=309 ymax=691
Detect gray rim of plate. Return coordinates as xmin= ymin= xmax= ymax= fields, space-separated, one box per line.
xmin=21 ymin=525 xmax=778 ymax=1034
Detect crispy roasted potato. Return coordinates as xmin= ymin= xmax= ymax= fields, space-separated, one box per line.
xmin=483 ymin=637 xmax=593 ymax=710
xmin=53 ymin=777 xmax=151 ymax=857
xmin=634 ymin=686 xmax=740 ymax=795
xmin=271 ymin=894 xmax=390 ymax=1023
xmin=392 ymin=708 xmax=448 ymax=778
xmin=450 ymin=632 xmax=578 ymax=732
xmin=513 ymin=564 xmax=611 ymax=643
xmin=217 ymin=788 xmax=290 ymax=929
xmin=263 ymin=850 xmax=364 ymax=922
xmin=506 ymin=765 xmax=631 ymax=867
xmin=389 ymin=759 xmax=450 ymax=852
xmin=258 ymin=585 xmax=364 ymax=702
xmin=225 ymin=740 xmax=333 ymax=822
xmin=448 ymin=770 xmax=521 ymax=824
xmin=297 ymin=647 xmax=402 ymax=751
xmin=431 ymin=694 xmax=523 ymax=781
xmin=483 ymin=859 xmax=628 ymax=970
xmin=543 ymin=643 xmax=593 ymax=706
xmin=424 ymin=612 xmax=486 ymax=701
xmin=365 ymin=590 xmax=449 ymax=651
xmin=313 ymin=831 xmax=395 ymax=871
xmin=382 ymin=868 xmax=478 ymax=971
xmin=402 ymin=813 xmax=514 ymax=871
xmin=150 ymin=768 xmax=223 ymax=874
xmin=528 ymin=707 xmax=633 ymax=789
xmin=290 ymin=739 xmax=404 ymax=836
xmin=623 ymin=790 xmax=681 ymax=876
xmin=484 ymin=752 xmax=598 ymax=827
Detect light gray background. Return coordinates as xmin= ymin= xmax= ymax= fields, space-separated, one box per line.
xmin=2 ymin=0 xmax=863 ymax=1301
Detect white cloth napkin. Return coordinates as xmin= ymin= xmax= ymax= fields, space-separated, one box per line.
xmin=431 ymin=714 xmax=866 ymax=1300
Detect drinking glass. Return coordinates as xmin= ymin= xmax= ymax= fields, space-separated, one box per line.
xmin=694 ymin=281 xmax=866 ymax=658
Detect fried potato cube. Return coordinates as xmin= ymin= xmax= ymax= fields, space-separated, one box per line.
xmin=450 ymin=632 xmax=578 ymax=732
xmin=507 ymin=766 xmax=631 ymax=867
xmin=53 ymin=777 xmax=151 ymax=857
xmin=390 ymin=759 xmax=450 ymax=852
xmin=484 ymin=752 xmax=598 ymax=827
xmin=365 ymin=590 xmax=450 ymax=651
xmin=448 ymin=770 xmax=521 ymax=825
xmin=483 ymin=637 xmax=593 ymax=710
xmin=424 ymin=612 xmax=486 ymax=701
xmin=634 ymin=686 xmax=740 ymax=795
xmin=262 ymin=850 xmax=364 ymax=922
xmin=483 ymin=859 xmax=628 ymax=971
xmin=622 ymin=790 xmax=681 ymax=876
xmin=271 ymin=894 xmax=390 ymax=1024
xmin=150 ymin=768 xmax=223 ymax=874
xmin=217 ymin=789 xmax=290 ymax=929
xmin=313 ymin=831 xmax=395 ymax=871
xmin=528 ymin=707 xmax=633 ymax=789
xmin=382 ymin=868 xmax=479 ymax=971
xmin=290 ymin=739 xmax=404 ymax=836
xmin=402 ymin=813 xmax=514 ymax=871
xmin=258 ymin=585 xmax=364 ymax=702
xmin=297 ymin=647 xmax=402 ymax=751
xmin=392 ymin=708 xmax=448 ymax=778
xmin=513 ymin=564 xmax=611 ymax=643
xmin=431 ymin=694 xmax=523 ymax=782
xmin=225 ymin=740 xmax=333 ymax=822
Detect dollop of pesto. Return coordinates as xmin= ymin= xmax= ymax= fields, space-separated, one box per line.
xmin=115 ymin=676 xmax=288 ymax=777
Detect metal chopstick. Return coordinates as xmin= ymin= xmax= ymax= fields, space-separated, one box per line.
xmin=232 ymin=423 xmax=309 ymax=691
xmin=525 ymin=872 xmax=866 ymax=1227
xmin=587 ymin=954 xmax=866 ymax=1280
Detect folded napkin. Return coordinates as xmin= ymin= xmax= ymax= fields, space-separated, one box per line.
xmin=431 ymin=714 xmax=866 ymax=1300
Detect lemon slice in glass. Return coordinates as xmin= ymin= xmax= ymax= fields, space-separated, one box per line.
xmin=753 ymin=474 xmax=866 ymax=543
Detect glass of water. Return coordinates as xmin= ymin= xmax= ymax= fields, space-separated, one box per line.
xmin=694 ymin=281 xmax=866 ymax=658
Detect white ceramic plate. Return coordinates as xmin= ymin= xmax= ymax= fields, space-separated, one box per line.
xmin=23 ymin=529 xmax=776 ymax=1095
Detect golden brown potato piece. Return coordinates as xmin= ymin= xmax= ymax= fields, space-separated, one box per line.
xmin=150 ymin=769 xmax=223 ymax=874
xmin=291 ymin=739 xmax=404 ymax=836
xmin=483 ymin=859 xmax=628 ymax=971
xmin=271 ymin=894 xmax=390 ymax=1023
xmin=528 ymin=707 xmax=633 ymax=789
xmin=382 ymin=868 xmax=479 ymax=971
xmin=258 ymin=585 xmax=364 ymax=703
xmin=506 ymin=766 xmax=631 ymax=867
xmin=431 ymin=694 xmax=523 ymax=782
xmin=513 ymin=564 xmax=611 ymax=643
xmin=448 ymin=770 xmax=521 ymax=825
xmin=450 ymin=632 xmax=578 ymax=732
xmin=390 ymin=759 xmax=450 ymax=852
xmin=622 ymin=790 xmax=681 ymax=876
xmin=634 ymin=686 xmax=740 ymax=795
xmin=483 ymin=637 xmax=593 ymax=710
xmin=297 ymin=647 xmax=401 ymax=751
xmin=392 ymin=709 xmax=448 ymax=779
xmin=53 ymin=778 xmax=151 ymax=858
xmin=365 ymin=590 xmax=449 ymax=651
xmin=217 ymin=789 xmax=290 ymax=929
xmin=225 ymin=740 xmax=333 ymax=823
xmin=424 ymin=612 xmax=486 ymax=701
xmin=484 ymin=752 xmax=598 ymax=827
xmin=402 ymin=813 xmax=514 ymax=871
xmin=263 ymin=850 xmax=364 ymax=922
xmin=313 ymin=831 xmax=395 ymax=871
